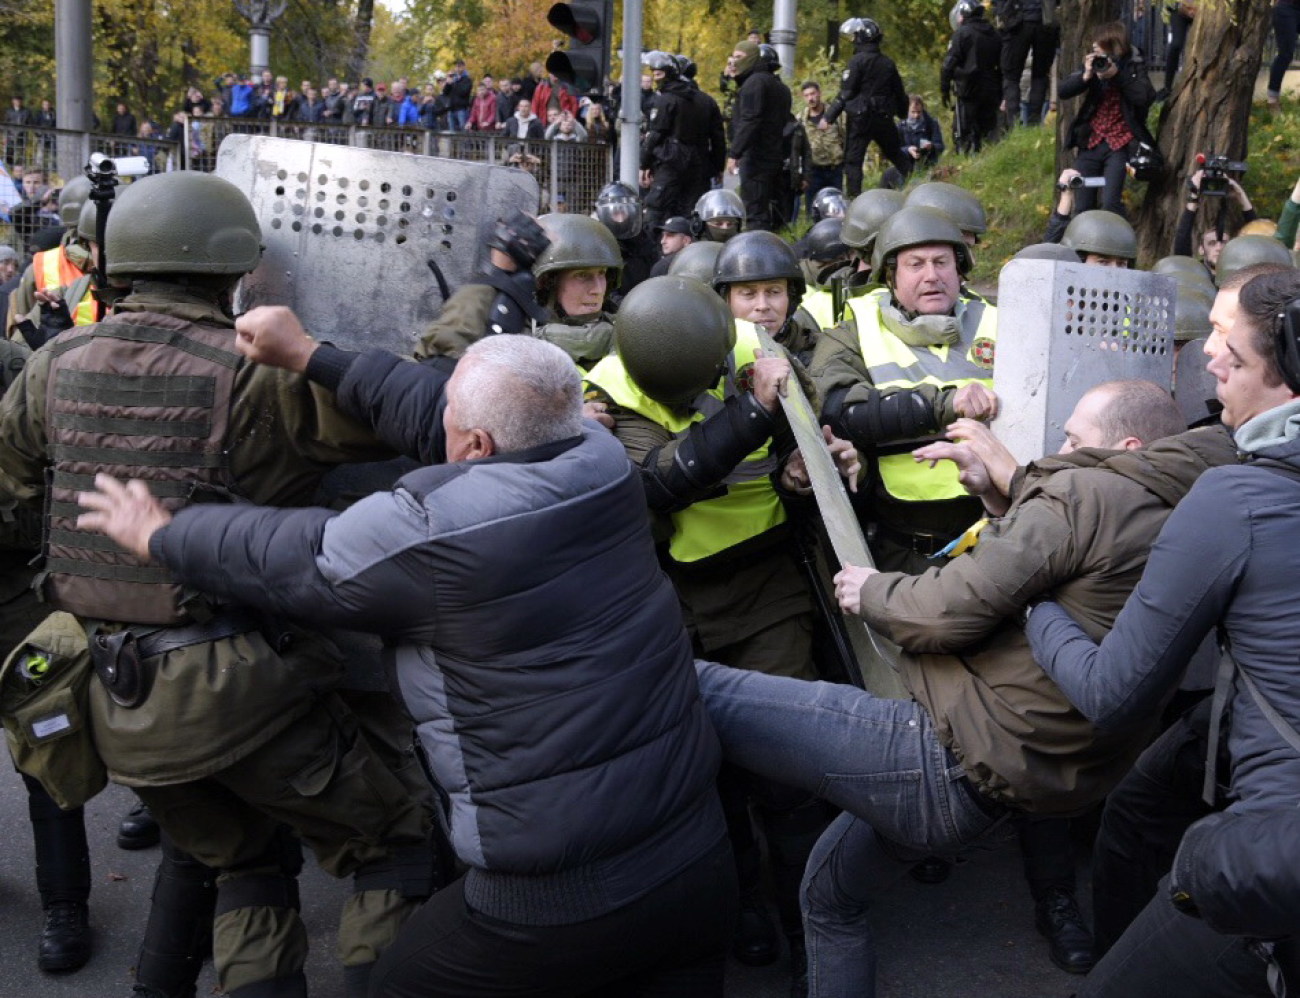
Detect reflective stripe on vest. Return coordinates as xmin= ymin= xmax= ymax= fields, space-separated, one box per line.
xmin=35 ymin=246 xmax=97 ymax=326
xmin=585 ymin=321 xmax=786 ymax=563
xmin=848 ymin=288 xmax=997 ymax=503
xmin=802 ymin=289 xmax=836 ymax=332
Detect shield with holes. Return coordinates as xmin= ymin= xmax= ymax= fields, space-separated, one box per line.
xmin=215 ymin=133 xmax=540 ymax=355
xmin=992 ymin=260 xmax=1177 ymax=463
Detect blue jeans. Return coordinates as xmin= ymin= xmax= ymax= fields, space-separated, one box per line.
xmin=693 ymin=662 xmax=1007 ymax=998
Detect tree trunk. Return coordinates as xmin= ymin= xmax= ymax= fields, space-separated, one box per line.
xmin=1054 ymin=0 xmax=1124 ymax=174
xmin=349 ymin=0 xmax=374 ymax=83
xmin=1134 ymin=0 xmax=1271 ymax=261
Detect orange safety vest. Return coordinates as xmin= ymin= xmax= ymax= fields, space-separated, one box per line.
xmin=34 ymin=247 xmax=97 ymax=326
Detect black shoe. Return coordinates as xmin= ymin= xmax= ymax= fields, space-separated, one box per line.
xmin=789 ymin=936 xmax=808 ymax=998
xmin=38 ymin=900 xmax=92 ymax=972
xmin=908 ymin=856 xmax=951 ymax=885
xmin=117 ymin=801 xmax=161 ymax=851
xmin=1035 ymin=888 xmax=1096 ymax=974
xmin=732 ymin=893 xmax=779 ymax=967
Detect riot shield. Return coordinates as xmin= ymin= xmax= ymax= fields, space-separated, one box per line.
xmin=756 ymin=329 xmax=907 ymax=697
xmin=992 ymin=260 xmax=1176 ymax=463
xmin=216 ymin=133 xmax=540 ymax=355
xmin=1174 ymin=337 xmax=1221 ymax=427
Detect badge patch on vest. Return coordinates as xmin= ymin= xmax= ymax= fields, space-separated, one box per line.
xmin=734 ymin=362 xmax=754 ymax=395
xmin=971 ymin=336 xmax=995 ymax=369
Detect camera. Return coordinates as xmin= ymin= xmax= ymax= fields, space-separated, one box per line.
xmin=1092 ymin=54 xmax=1111 ymax=72
xmin=1197 ymin=152 xmax=1248 ymax=197
xmin=1057 ymin=175 xmax=1108 ymax=191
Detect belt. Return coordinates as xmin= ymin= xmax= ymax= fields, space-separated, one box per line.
xmin=875 ymin=524 xmax=950 ymax=558
xmin=944 ymin=747 xmax=1005 ymax=818
xmin=135 ymin=608 xmax=264 ymax=660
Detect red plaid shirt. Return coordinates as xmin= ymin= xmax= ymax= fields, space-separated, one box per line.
xmin=1087 ymin=85 xmax=1134 ymax=151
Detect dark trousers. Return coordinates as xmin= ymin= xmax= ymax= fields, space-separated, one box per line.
xmin=1165 ymin=10 xmax=1192 ymax=89
xmin=843 ymin=115 xmax=911 ymax=197
xmin=1073 ymin=140 xmax=1131 ymax=216
xmin=738 ymin=161 xmax=784 ymax=232
xmin=1000 ymin=20 xmax=1060 ymax=123
xmin=954 ymin=95 xmax=999 ymax=153
xmin=24 ymin=772 xmax=90 ymax=906
xmin=1270 ymin=2 xmax=1300 ymax=94
xmin=1016 ymin=814 xmax=1077 ymax=902
xmin=803 ymin=162 xmax=845 ymax=218
xmin=367 ymin=840 xmax=737 ymax=998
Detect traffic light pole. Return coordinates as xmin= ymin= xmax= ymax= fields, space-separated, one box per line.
xmin=772 ymin=0 xmax=797 ymax=82
xmin=618 ymin=0 xmax=643 ymax=188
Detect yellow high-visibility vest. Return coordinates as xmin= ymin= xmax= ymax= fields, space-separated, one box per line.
xmin=35 ymin=247 xmax=97 ymax=326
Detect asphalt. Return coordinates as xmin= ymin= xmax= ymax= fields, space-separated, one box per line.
xmin=0 ymin=779 xmax=1089 ymax=998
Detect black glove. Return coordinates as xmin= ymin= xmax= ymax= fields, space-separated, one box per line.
xmin=487 ymin=210 xmax=550 ymax=271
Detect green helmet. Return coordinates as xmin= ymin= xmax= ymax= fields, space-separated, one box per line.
xmin=1012 ymin=242 xmax=1080 ymax=263
xmin=76 ymin=200 xmax=99 ymax=244
xmin=1152 ymin=255 xmax=1210 ymax=279
xmin=712 ymin=231 xmax=806 ymax=306
xmin=533 ymin=214 xmax=623 ymax=282
xmin=106 ymin=173 xmax=262 ymax=278
xmin=59 ymin=176 xmax=96 ymax=229
xmin=871 ymin=206 xmax=973 ymax=277
xmin=905 ymin=182 xmax=987 ymax=236
xmin=614 ymin=275 xmax=735 ymax=407
xmin=1215 ymin=234 xmax=1294 ymax=287
xmin=1060 ymin=210 xmax=1137 ymax=263
xmin=841 ymin=189 xmax=905 ymax=252
xmin=667 ymin=241 xmax=723 ymax=283
xmin=1174 ymin=286 xmax=1213 ymax=343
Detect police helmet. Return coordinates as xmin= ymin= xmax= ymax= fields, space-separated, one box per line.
xmin=713 ymin=230 xmax=806 ymax=310
xmin=805 ymin=218 xmax=849 ymax=264
xmin=811 ymin=187 xmax=847 ymax=222
xmin=674 ymin=54 xmax=698 ymax=80
xmin=694 ymin=189 xmax=745 ymax=242
xmin=871 ymin=206 xmax=973 ymax=278
xmin=905 ymin=182 xmax=987 ymax=236
xmin=642 ymin=51 xmax=679 ymax=79
xmin=59 ymin=175 xmax=96 ymax=230
xmin=76 ymin=200 xmax=100 ymax=245
xmin=667 ymin=241 xmax=724 ymax=283
xmin=533 ymin=213 xmax=623 ymax=283
xmin=1060 ymin=210 xmax=1138 ymax=264
xmin=1012 ymin=242 xmax=1081 ymax=263
xmin=594 ymin=181 xmax=644 ymax=240
xmin=1215 ymin=234 xmax=1295 ymax=287
xmin=758 ymin=44 xmax=781 ymax=72
xmin=841 ymin=189 xmax=906 ymax=254
xmin=615 ymin=276 xmax=736 ymax=407
xmin=957 ymin=0 xmax=984 ymax=18
xmin=106 ymin=172 xmax=262 ymax=278
xmin=1174 ymin=286 xmax=1214 ymax=343
xmin=840 ymin=17 xmax=882 ymax=44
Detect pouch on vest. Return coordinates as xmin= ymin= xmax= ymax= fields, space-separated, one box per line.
xmin=0 ymin=611 xmax=107 ymax=809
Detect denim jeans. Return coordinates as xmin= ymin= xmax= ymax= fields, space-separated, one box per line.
xmin=694 ymin=662 xmax=1007 ymax=998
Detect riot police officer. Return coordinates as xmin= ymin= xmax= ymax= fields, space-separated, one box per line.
xmin=1060 ymin=209 xmax=1139 ymax=268
xmin=941 ymin=0 xmax=1002 ymax=153
xmin=692 ymin=188 xmax=746 ymax=243
xmin=595 ymin=181 xmax=658 ymax=302
xmin=640 ymin=51 xmax=724 ymax=230
xmin=824 ymin=18 xmax=911 ymax=196
xmin=713 ymin=229 xmax=821 ymax=364
xmin=726 ymin=38 xmax=792 ymax=231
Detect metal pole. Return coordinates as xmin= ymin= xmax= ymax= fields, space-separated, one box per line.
xmin=619 ymin=0 xmax=643 ymax=188
xmin=250 ymin=27 xmax=271 ymax=77
xmin=55 ymin=0 xmax=93 ymax=180
xmin=772 ymin=0 xmax=798 ymax=82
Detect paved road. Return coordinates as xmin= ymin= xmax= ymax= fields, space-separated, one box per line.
xmin=0 ymin=779 xmax=1088 ymax=997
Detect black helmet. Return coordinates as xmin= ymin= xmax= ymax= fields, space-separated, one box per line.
xmin=840 ymin=17 xmax=882 ymax=44
xmin=595 ymin=181 xmax=644 ymax=240
xmin=642 ymin=51 xmax=679 ymax=79
xmin=758 ymin=44 xmax=781 ymax=72
xmin=956 ymin=0 xmax=984 ymax=18
xmin=811 ymin=187 xmax=847 ymax=222
xmin=615 ymin=276 xmax=735 ymax=407
xmin=804 ymin=218 xmax=848 ymax=264
xmin=674 ymin=54 xmax=698 ymax=80
xmin=713 ymin=231 xmax=806 ymax=310
xmin=693 ymin=189 xmax=745 ymax=242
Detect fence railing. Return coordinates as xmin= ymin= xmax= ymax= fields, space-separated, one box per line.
xmin=1 ymin=118 xmax=613 ymax=255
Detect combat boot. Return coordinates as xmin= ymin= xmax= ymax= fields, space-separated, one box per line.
xmin=118 ymin=799 xmax=162 ymax=850
xmin=38 ymin=899 xmax=92 ymax=972
xmin=1035 ymin=886 xmax=1096 ymax=974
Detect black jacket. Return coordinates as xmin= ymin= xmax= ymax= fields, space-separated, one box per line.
xmin=1059 ymin=52 xmax=1156 ymax=152
xmin=825 ymin=42 xmax=907 ymax=124
xmin=641 ymin=79 xmax=714 ymax=173
xmin=728 ymin=67 xmax=792 ymax=167
xmin=941 ymin=18 xmax=1002 ymax=101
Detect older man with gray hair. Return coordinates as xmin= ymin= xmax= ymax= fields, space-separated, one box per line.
xmin=77 ymin=311 xmax=736 ymax=998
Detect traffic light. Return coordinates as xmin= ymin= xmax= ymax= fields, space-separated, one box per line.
xmin=545 ymin=0 xmax=613 ymax=94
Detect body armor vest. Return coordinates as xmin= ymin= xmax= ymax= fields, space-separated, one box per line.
xmin=42 ymin=313 xmax=241 ymax=624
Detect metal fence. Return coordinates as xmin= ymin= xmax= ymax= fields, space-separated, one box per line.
xmin=1 ymin=118 xmax=613 ymax=256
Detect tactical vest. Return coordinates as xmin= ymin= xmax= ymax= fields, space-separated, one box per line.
xmin=34 ymin=246 xmax=97 ymax=327
xmin=847 ymin=287 xmax=997 ymax=502
xmin=42 ymin=313 xmax=241 ymax=624
xmin=586 ymin=321 xmax=785 ymax=563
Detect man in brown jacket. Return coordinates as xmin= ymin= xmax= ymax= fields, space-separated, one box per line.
xmin=693 ymin=379 xmax=1237 ymax=998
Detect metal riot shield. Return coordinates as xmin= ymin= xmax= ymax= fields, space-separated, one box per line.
xmin=992 ymin=260 xmax=1177 ymax=464
xmin=216 ymin=133 xmax=540 ymax=355
xmin=755 ymin=330 xmax=907 ymax=697
xmin=1174 ymin=337 xmax=1221 ymax=427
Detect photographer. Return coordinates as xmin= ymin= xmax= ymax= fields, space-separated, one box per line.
xmin=1174 ymin=160 xmax=1258 ymax=277
xmin=1058 ymin=21 xmax=1157 ymax=216
xmin=1042 ymin=166 xmax=1108 ymax=243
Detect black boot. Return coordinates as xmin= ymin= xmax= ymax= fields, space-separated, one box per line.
xmin=732 ymin=889 xmax=779 ymax=967
xmin=133 ymin=835 xmax=217 ymax=998
xmin=1035 ymin=887 xmax=1096 ymax=974
xmin=908 ymin=856 xmax=951 ymax=884
xmin=39 ymin=900 xmax=92 ymax=972
xmin=118 ymin=799 xmax=162 ymax=850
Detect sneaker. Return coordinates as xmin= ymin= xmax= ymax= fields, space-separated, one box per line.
xmin=38 ymin=900 xmax=92 ymax=972
xmin=1035 ymin=887 xmax=1096 ymax=974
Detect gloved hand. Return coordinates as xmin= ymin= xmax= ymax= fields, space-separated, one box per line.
xmin=487 ymin=210 xmax=550 ymax=271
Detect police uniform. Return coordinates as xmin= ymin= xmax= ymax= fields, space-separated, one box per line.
xmin=641 ymin=76 xmax=722 ymax=229
xmin=825 ymin=40 xmax=911 ymax=196
xmin=813 ymin=286 xmax=998 ymax=572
